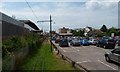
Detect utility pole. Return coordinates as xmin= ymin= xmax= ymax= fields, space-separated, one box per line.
xmin=37 ymin=15 xmax=53 ymax=52
xmin=50 ymin=15 xmax=52 ymax=52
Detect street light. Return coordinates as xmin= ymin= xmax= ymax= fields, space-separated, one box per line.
xmin=37 ymin=15 xmax=53 ymax=52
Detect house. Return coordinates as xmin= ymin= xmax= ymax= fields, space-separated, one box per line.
xmin=88 ymin=29 xmax=103 ymax=37
xmin=58 ymin=27 xmax=72 ymax=36
xmin=84 ymin=26 xmax=92 ymax=36
xmin=59 ymin=27 xmax=69 ymax=33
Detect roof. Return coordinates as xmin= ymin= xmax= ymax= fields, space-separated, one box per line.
xmin=1 ymin=12 xmax=24 ymax=27
xmin=19 ymin=20 xmax=39 ymax=30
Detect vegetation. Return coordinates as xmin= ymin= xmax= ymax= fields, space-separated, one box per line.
xmin=2 ymin=34 xmax=44 ymax=70
xmin=106 ymin=27 xmax=118 ymax=36
xmin=2 ymin=34 xmax=42 ymax=57
xmin=71 ymin=29 xmax=85 ymax=37
xmin=19 ymin=40 xmax=76 ymax=70
xmin=70 ymin=25 xmax=119 ymax=37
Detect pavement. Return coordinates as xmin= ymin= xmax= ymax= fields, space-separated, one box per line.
xmin=52 ymin=41 xmax=120 ymax=72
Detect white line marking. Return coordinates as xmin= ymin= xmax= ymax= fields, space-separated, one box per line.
xmin=76 ymin=60 xmax=91 ymax=64
xmin=98 ymin=60 xmax=116 ymax=70
xmin=71 ymin=47 xmax=81 ymax=52
xmin=63 ymin=49 xmax=66 ymax=52
xmin=59 ymin=47 xmax=62 ymax=49
xmin=82 ymin=46 xmax=86 ymax=48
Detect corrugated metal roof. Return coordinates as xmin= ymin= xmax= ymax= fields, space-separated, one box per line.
xmin=20 ymin=20 xmax=39 ymax=30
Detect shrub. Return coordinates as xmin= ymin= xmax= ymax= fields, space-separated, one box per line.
xmin=2 ymin=34 xmax=42 ymax=54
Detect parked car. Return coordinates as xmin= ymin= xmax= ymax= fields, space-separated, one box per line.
xmin=51 ymin=36 xmax=56 ymax=41
xmin=55 ymin=36 xmax=60 ymax=43
xmin=59 ymin=37 xmax=69 ymax=47
xmin=104 ymin=48 xmax=120 ymax=64
xmin=96 ymin=38 xmax=106 ymax=48
xmin=116 ymin=38 xmax=120 ymax=46
xmin=118 ymin=39 xmax=120 ymax=46
xmin=70 ymin=37 xmax=80 ymax=46
xmin=89 ymin=39 xmax=98 ymax=45
xmin=113 ymin=36 xmax=120 ymax=41
xmin=80 ymin=38 xmax=89 ymax=46
xmin=97 ymin=36 xmax=115 ymax=49
xmin=105 ymin=39 xmax=116 ymax=49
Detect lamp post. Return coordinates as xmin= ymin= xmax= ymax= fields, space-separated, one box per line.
xmin=37 ymin=15 xmax=53 ymax=52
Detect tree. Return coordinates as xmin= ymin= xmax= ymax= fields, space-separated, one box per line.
xmin=100 ymin=25 xmax=108 ymax=32
xmin=107 ymin=27 xmax=117 ymax=36
xmin=71 ymin=29 xmax=85 ymax=37
xmin=71 ymin=30 xmax=77 ymax=36
xmin=117 ymin=31 xmax=120 ymax=36
xmin=79 ymin=30 xmax=85 ymax=37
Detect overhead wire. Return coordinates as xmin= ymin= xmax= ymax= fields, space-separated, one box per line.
xmin=25 ymin=0 xmax=39 ymax=21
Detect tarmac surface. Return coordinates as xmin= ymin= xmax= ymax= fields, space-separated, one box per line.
xmin=52 ymin=41 xmax=120 ymax=72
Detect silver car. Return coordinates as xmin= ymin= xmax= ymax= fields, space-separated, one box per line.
xmin=70 ymin=37 xmax=80 ymax=46
xmin=105 ymin=48 xmax=120 ymax=64
xmin=89 ymin=39 xmax=98 ymax=45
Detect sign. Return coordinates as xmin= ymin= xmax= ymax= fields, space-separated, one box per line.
xmin=111 ymin=33 xmax=114 ymax=37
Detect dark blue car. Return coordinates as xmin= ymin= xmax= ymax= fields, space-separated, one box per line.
xmin=97 ymin=37 xmax=115 ymax=49
xmin=59 ymin=37 xmax=69 ymax=47
xmin=80 ymin=39 xmax=89 ymax=46
xmin=51 ymin=36 xmax=56 ymax=41
xmin=96 ymin=38 xmax=106 ymax=47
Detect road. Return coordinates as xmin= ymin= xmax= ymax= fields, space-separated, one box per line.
xmin=52 ymin=41 xmax=120 ymax=72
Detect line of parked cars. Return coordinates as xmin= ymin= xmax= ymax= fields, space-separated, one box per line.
xmin=52 ymin=35 xmax=120 ymax=48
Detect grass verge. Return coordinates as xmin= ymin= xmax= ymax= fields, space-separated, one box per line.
xmin=19 ymin=39 xmax=76 ymax=70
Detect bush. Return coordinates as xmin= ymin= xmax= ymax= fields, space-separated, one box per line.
xmin=2 ymin=34 xmax=42 ymax=56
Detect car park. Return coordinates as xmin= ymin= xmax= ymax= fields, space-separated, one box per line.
xmin=59 ymin=37 xmax=69 ymax=47
xmin=104 ymin=48 xmax=120 ymax=64
xmin=70 ymin=37 xmax=80 ymax=46
xmin=80 ymin=38 xmax=89 ymax=46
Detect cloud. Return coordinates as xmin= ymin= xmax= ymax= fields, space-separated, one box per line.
xmin=1 ymin=1 xmax=119 ymax=32
xmin=2 ymin=0 xmax=86 ymax=2
xmin=85 ymin=0 xmax=118 ymax=10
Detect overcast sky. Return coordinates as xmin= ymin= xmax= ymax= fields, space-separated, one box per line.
xmin=0 ymin=0 xmax=119 ymax=32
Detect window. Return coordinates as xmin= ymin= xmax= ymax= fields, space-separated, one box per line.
xmin=112 ymin=48 xmax=120 ymax=54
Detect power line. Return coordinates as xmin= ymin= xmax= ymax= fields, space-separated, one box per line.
xmin=25 ymin=0 xmax=39 ymax=21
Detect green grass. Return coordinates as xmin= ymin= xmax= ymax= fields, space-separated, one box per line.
xmin=19 ymin=41 xmax=76 ymax=70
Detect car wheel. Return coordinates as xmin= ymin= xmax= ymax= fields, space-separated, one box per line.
xmin=105 ymin=55 xmax=111 ymax=62
xmin=101 ymin=45 xmax=104 ymax=48
xmin=96 ymin=44 xmax=99 ymax=47
xmin=72 ymin=43 xmax=74 ymax=46
xmin=105 ymin=46 xmax=107 ymax=49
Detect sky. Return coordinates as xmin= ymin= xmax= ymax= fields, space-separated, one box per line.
xmin=0 ymin=0 xmax=120 ymax=32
